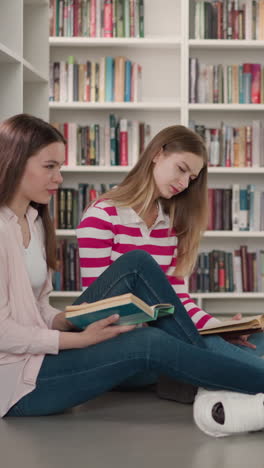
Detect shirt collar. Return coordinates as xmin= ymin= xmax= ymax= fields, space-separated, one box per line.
xmin=118 ymin=201 xmax=168 ymax=227
xmin=0 ymin=205 xmax=39 ymax=223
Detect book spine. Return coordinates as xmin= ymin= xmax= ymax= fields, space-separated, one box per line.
xmin=109 ymin=114 xmax=117 ymax=165
xmin=239 ymin=188 xmax=249 ymax=231
xmin=119 ymin=118 xmax=128 ymax=165
xmin=105 ymin=56 xmax=114 ymax=101
xmin=104 ymin=0 xmax=113 ymax=37
xmin=232 ymin=183 xmax=240 ymax=231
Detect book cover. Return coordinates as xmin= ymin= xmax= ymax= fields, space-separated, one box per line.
xmin=119 ymin=118 xmax=128 ymax=165
xmin=65 ymin=293 xmax=174 ymax=327
xmin=239 ymin=189 xmax=249 ymax=230
xmin=199 ymin=313 xmax=264 ymax=336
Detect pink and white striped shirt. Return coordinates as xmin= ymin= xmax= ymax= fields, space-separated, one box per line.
xmin=76 ymin=199 xmax=217 ymax=330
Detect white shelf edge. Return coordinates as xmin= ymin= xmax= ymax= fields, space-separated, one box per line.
xmin=189 ymin=39 xmax=264 ymax=48
xmin=49 ymin=36 xmax=182 ymax=47
xmin=24 ymin=0 xmax=49 ymax=4
xmin=50 ymin=291 xmax=264 ymax=300
xmin=49 ymin=102 xmax=181 ymax=110
xmin=56 ymin=229 xmax=264 ymax=238
xmin=23 ymin=59 xmax=48 ymax=82
xmin=189 ymin=104 xmax=264 ymax=111
xmin=0 ymin=42 xmax=21 ymax=63
xmin=61 ymin=165 xmax=132 ymax=172
xmin=56 ymin=229 xmax=76 ymax=236
xmin=50 ymin=291 xmax=81 ymax=298
xmin=59 ymin=165 xmax=264 ymax=173
xmin=191 ymin=293 xmax=264 ymax=299
xmin=208 ymin=167 xmax=264 ymax=173
xmin=203 ymin=231 xmax=264 ymax=237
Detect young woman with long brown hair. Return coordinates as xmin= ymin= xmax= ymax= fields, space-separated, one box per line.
xmin=2 ymin=115 xmax=264 ymax=438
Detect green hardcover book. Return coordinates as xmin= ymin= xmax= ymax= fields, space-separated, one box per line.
xmin=65 ymin=293 xmax=174 ymax=328
xmin=123 ymin=0 xmax=130 ymax=37
xmin=139 ymin=0 xmax=144 ymax=37
xmin=109 ymin=113 xmax=117 ymax=165
xmin=116 ymin=0 xmax=124 ymax=37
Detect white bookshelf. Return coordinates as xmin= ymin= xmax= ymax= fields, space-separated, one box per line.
xmin=50 ymin=102 xmax=181 ymax=110
xmin=0 ymin=0 xmax=49 ymax=121
xmin=189 ymin=39 xmax=264 ymax=49
xmin=55 ymin=229 xmax=264 ymax=239
xmin=49 ymin=37 xmax=182 ymax=47
xmin=48 ymin=0 xmax=264 ymax=316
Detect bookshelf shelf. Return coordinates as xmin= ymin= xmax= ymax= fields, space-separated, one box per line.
xmin=0 ymin=0 xmax=49 ymax=121
xmin=49 ymin=37 xmax=182 ymax=48
xmin=61 ymin=165 xmax=132 ymax=173
xmin=56 ymin=229 xmax=264 ymax=238
xmin=50 ymin=291 xmax=264 ymax=301
xmin=56 ymin=230 xmax=76 ymax=237
xmin=204 ymin=231 xmax=264 ymax=238
xmin=0 ymin=42 xmax=21 ymax=63
xmin=50 ymin=291 xmax=80 ymax=298
xmin=208 ymin=167 xmax=264 ymax=174
xmin=189 ymin=104 xmax=264 ymax=111
xmin=189 ymin=39 xmax=264 ymax=49
xmin=24 ymin=0 xmax=49 ymax=4
xmin=47 ymin=0 xmax=264 ymax=316
xmin=23 ymin=59 xmax=48 ymax=82
xmin=49 ymin=102 xmax=181 ymax=110
xmin=191 ymin=293 xmax=264 ymax=300
xmin=60 ymin=166 xmax=264 ymax=174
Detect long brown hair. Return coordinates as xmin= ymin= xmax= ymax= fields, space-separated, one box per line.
xmin=102 ymin=125 xmax=208 ymax=276
xmin=0 ymin=113 xmax=66 ymax=269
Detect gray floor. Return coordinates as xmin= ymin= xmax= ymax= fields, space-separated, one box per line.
xmin=1 ymin=390 xmax=264 ymax=468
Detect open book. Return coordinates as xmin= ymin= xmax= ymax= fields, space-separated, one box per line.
xmin=65 ymin=293 xmax=175 ymax=328
xmin=199 ymin=314 xmax=264 ymax=336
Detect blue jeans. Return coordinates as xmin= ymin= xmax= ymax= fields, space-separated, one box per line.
xmin=7 ymin=250 xmax=264 ymax=416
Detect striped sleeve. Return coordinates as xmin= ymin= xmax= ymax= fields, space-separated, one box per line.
xmin=76 ymin=202 xmax=115 ymax=289
xmin=169 ymin=275 xmax=219 ymax=330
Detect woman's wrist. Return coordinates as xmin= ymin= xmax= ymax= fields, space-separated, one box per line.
xmin=52 ymin=312 xmax=78 ymax=332
xmin=59 ymin=331 xmax=84 ymax=350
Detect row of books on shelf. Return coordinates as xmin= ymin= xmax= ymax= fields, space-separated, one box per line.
xmin=189 ymin=246 xmax=264 ymax=293
xmin=49 ymin=0 xmax=144 ymax=38
xmin=52 ymin=117 xmax=151 ymax=166
xmin=189 ymin=59 xmax=264 ymax=104
xmin=53 ymin=240 xmax=81 ymax=291
xmin=49 ymin=56 xmax=142 ymax=103
xmin=207 ymin=184 xmax=264 ymax=231
xmin=49 ymin=184 xmax=114 ymax=229
xmin=190 ymin=120 xmax=264 ymax=167
xmin=50 ymin=183 xmax=264 ymax=232
xmin=194 ymin=0 xmax=264 ymax=40
xmin=53 ymin=243 xmax=264 ymax=293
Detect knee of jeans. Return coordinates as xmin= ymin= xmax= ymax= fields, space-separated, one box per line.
xmin=122 ymin=250 xmax=153 ymax=266
xmin=125 ymin=250 xmax=151 ymax=260
xmin=141 ymin=326 xmax=165 ymax=346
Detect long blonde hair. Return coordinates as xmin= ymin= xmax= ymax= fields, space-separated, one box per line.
xmin=101 ymin=125 xmax=208 ymax=276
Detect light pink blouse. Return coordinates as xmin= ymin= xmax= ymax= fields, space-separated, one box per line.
xmin=0 ymin=206 xmax=60 ymax=417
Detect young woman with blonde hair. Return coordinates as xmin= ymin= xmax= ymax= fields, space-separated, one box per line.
xmin=76 ymin=124 xmax=264 ymax=436
xmin=2 ymin=115 xmax=264 ymax=438
xmin=77 ymin=125 xmax=215 ymax=329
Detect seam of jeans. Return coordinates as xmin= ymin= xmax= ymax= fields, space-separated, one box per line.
xmin=134 ymin=270 xmax=202 ymax=346
xmin=7 ymin=404 xmax=23 ymax=416
xmin=38 ymin=354 xmax=149 ymax=382
xmin=91 ymin=271 xmax=137 ymax=301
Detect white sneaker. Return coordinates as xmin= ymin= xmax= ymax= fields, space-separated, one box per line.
xmin=193 ymin=388 xmax=264 ymax=437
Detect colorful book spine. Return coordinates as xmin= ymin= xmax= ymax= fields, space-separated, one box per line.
xmin=105 ymin=56 xmax=114 ymax=101
xmin=104 ymin=0 xmax=113 ymax=37
xmin=119 ymin=119 xmax=128 ymax=165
